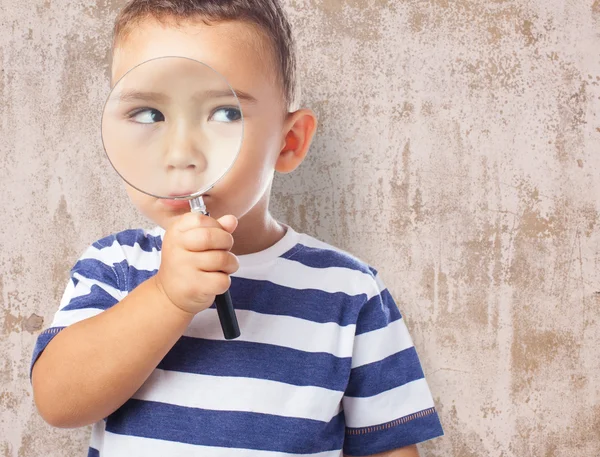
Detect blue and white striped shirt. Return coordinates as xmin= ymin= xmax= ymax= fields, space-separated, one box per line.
xmin=31 ymin=225 xmax=443 ymax=456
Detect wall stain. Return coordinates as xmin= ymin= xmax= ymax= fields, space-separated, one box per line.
xmin=555 ymin=80 xmax=587 ymax=163
xmin=420 ymin=266 xmax=435 ymax=303
xmin=58 ymin=33 xmax=112 ymax=120
xmin=50 ymin=195 xmax=78 ymax=301
xmin=17 ymin=433 xmax=34 ymax=457
xmin=392 ymin=101 xmax=415 ymax=123
xmin=310 ymin=0 xmax=395 ymax=42
xmin=570 ymin=373 xmax=587 ymax=390
xmin=411 ymin=187 xmax=424 ymax=223
xmin=437 ymin=268 xmax=449 ymax=311
xmin=409 ymin=9 xmax=426 ymax=34
xmin=516 ymin=18 xmax=538 ymax=46
xmin=23 ymin=313 xmax=44 ymax=333
xmin=0 ymin=391 xmax=18 ymax=409
xmin=513 ymin=404 xmax=600 ymax=455
xmin=2 ymin=311 xmax=21 ymax=335
xmin=0 ymin=441 xmax=12 ymax=457
xmin=0 ymin=46 xmax=5 ymax=102
xmin=518 ymin=207 xmax=561 ymax=239
xmin=390 ymin=140 xmax=412 ymax=232
xmin=0 ymin=357 xmax=12 ymax=385
xmin=511 ymin=324 xmax=578 ymax=396
xmin=421 ymin=100 xmax=434 ymax=116
xmin=89 ymin=0 xmax=124 ymax=17
xmin=487 ymin=25 xmax=503 ymax=44
xmin=454 ymin=54 xmax=524 ymax=93
xmin=481 ymin=402 xmax=500 ymax=419
xmin=2 ymin=311 xmax=44 ymax=335
xmin=453 ymin=222 xmax=499 ymax=326
xmin=443 ymin=404 xmax=481 ymax=457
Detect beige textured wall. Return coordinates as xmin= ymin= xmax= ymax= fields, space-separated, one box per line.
xmin=1 ymin=0 xmax=599 ymax=455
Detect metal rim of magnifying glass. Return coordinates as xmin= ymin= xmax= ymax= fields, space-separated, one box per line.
xmin=100 ymin=55 xmax=245 ymax=201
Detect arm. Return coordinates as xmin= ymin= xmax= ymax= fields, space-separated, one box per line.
xmin=32 ymin=277 xmax=193 ymax=428
xmin=345 ymin=444 xmax=420 ymax=457
xmin=32 ymin=213 xmax=238 ymax=428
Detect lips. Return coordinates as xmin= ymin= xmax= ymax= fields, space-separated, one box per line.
xmin=168 ymin=190 xmax=197 ymax=198
xmin=161 ymin=191 xmax=210 ymax=210
xmin=161 ymin=199 xmax=192 ymax=209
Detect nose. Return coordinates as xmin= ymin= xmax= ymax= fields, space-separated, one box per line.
xmin=165 ymin=121 xmax=207 ymax=172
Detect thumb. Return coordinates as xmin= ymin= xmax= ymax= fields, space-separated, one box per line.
xmin=217 ymin=214 xmax=238 ymax=234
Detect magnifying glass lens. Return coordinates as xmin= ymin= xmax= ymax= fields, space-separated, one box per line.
xmin=101 ymin=56 xmax=243 ymax=199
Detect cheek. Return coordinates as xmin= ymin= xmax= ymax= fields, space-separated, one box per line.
xmin=243 ymin=118 xmax=284 ymax=163
xmin=208 ymin=116 xmax=283 ymax=199
xmin=125 ymin=185 xmax=154 ymax=211
xmin=231 ymin=135 xmax=278 ymax=181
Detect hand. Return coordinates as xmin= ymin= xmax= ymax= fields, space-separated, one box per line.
xmin=154 ymin=212 xmax=239 ymax=315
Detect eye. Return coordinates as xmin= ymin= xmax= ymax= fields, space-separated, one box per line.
xmin=209 ymin=107 xmax=242 ymax=123
xmin=129 ymin=108 xmax=165 ymax=124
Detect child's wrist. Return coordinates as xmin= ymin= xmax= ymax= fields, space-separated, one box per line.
xmin=150 ymin=276 xmax=196 ymax=322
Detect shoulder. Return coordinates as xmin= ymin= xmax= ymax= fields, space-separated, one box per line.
xmin=286 ymin=228 xmax=383 ymax=301
xmin=91 ymin=226 xmax=163 ymax=253
xmin=75 ymin=226 xmax=163 ymax=273
xmin=290 ymin=230 xmax=378 ymax=277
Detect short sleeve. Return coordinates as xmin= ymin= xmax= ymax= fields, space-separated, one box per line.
xmin=342 ymin=272 xmax=444 ymax=455
xmin=30 ymin=238 xmax=126 ymax=377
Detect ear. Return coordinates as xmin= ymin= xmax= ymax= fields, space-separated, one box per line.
xmin=275 ymin=108 xmax=318 ymax=174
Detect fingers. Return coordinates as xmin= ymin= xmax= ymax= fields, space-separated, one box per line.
xmin=193 ymin=250 xmax=239 ymax=274
xmin=159 ymin=212 xmax=238 ymax=314
xmin=216 ymin=215 xmax=238 ymax=234
xmin=176 ymin=212 xmax=223 ymax=232
xmin=180 ymin=227 xmax=234 ymax=252
xmin=174 ymin=213 xmax=238 ymax=233
xmin=171 ymin=213 xmax=237 ymax=252
xmin=195 ymin=272 xmax=232 ymax=296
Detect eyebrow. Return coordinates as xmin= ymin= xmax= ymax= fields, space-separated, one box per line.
xmin=113 ymin=89 xmax=258 ymax=104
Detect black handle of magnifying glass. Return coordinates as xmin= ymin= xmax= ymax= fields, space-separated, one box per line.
xmin=195 ymin=206 xmax=240 ymax=340
xmin=215 ymin=291 xmax=240 ymax=339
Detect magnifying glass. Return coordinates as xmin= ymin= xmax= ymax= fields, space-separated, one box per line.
xmin=101 ymin=56 xmax=242 ymax=340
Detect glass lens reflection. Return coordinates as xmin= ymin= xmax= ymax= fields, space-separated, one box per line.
xmin=101 ymin=57 xmax=243 ymax=198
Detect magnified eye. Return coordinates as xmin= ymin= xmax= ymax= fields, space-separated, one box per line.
xmin=129 ymin=108 xmax=165 ymax=124
xmin=210 ymin=107 xmax=242 ymax=123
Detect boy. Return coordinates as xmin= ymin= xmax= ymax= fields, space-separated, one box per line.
xmin=31 ymin=0 xmax=444 ymax=455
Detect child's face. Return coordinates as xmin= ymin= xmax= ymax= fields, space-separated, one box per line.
xmin=111 ymin=19 xmax=292 ymax=228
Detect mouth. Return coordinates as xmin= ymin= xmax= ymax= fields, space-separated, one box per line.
xmin=160 ymin=199 xmax=192 ymax=209
xmin=161 ymin=192 xmax=211 ymax=210
xmin=168 ymin=190 xmax=197 ymax=198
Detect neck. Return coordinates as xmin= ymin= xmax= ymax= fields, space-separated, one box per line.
xmin=230 ymin=191 xmax=286 ymax=256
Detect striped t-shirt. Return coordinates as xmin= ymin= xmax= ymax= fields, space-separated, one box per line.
xmin=31 ymin=224 xmax=443 ymax=456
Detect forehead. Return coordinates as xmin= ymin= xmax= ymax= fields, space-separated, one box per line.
xmin=111 ymin=19 xmax=278 ymax=97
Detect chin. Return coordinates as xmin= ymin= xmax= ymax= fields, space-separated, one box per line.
xmin=138 ymin=207 xmax=185 ymax=228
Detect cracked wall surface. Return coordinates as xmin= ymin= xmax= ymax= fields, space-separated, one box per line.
xmin=1 ymin=0 xmax=600 ymax=456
